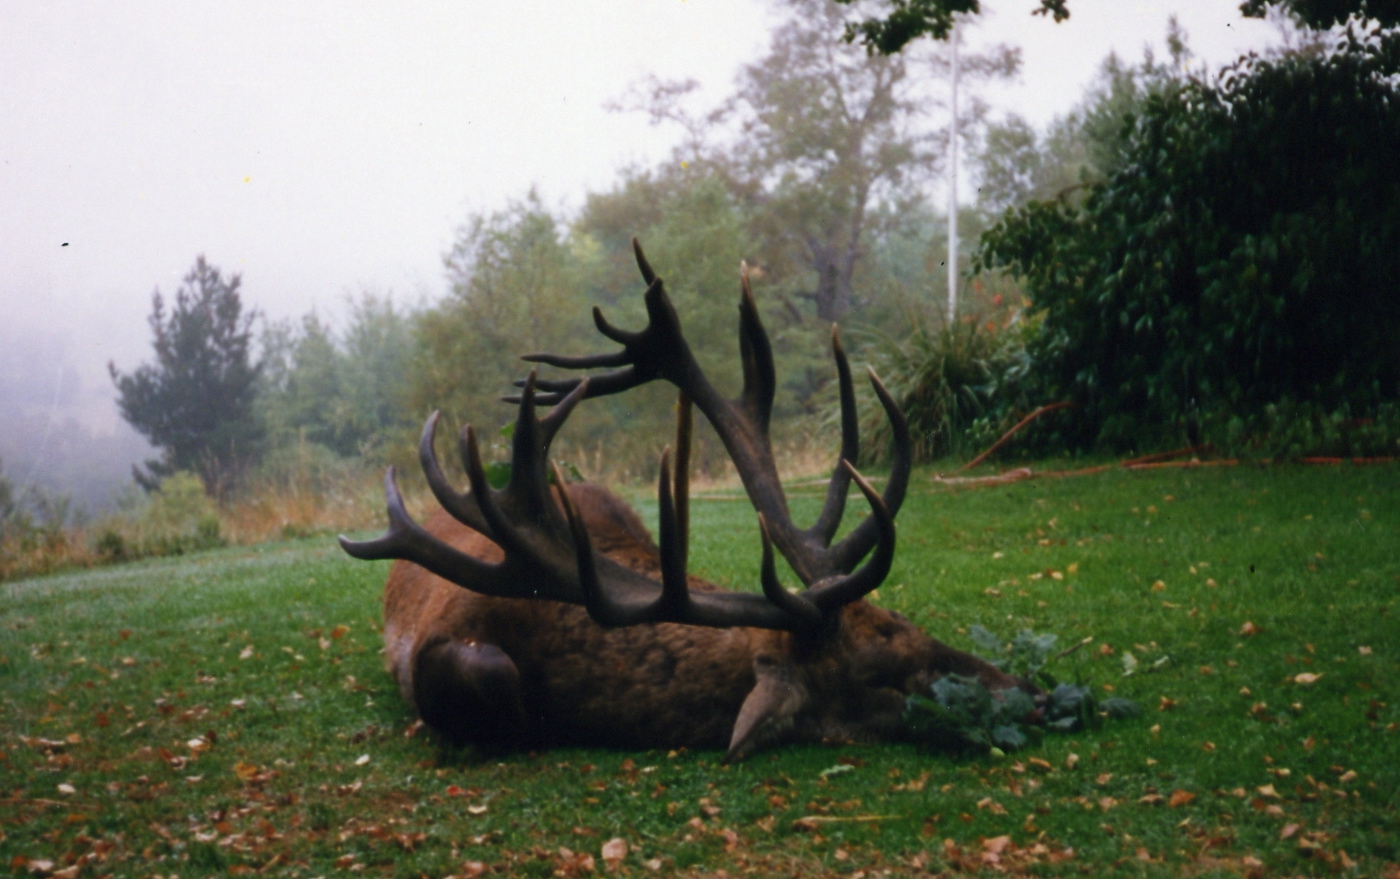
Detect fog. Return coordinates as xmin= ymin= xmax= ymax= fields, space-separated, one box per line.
xmin=0 ymin=0 xmax=1280 ymax=512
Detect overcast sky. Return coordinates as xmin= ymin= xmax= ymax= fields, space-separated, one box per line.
xmin=1 ymin=0 xmax=1283 ymax=441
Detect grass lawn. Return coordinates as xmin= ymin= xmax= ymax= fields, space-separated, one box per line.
xmin=2 ymin=462 xmax=1397 ymax=877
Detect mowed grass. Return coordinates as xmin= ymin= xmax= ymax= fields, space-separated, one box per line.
xmin=1 ymin=463 xmax=1397 ymax=877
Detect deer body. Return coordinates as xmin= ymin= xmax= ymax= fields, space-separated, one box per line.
xmin=347 ymin=241 xmax=1032 ymax=761
xmin=383 ymin=486 xmax=1021 ymax=760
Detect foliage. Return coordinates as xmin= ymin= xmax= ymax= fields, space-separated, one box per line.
xmin=834 ymin=0 xmax=1068 ymax=54
xmin=731 ymin=0 xmax=944 ymax=322
xmin=907 ymin=625 xmax=1141 ymax=754
xmin=974 ymin=40 xmax=1190 ymax=218
xmin=1241 ymin=0 xmax=1400 ymax=28
xmin=93 ymin=471 xmax=225 ymax=562
xmin=836 ymin=0 xmax=1395 ymax=55
xmin=258 ymin=293 xmax=417 ymax=461
xmin=109 ymin=256 xmax=263 ymax=496
xmin=0 ymin=456 xmax=77 ymax=580
xmin=969 ymin=623 xmax=1057 ymax=679
xmin=977 ymin=31 xmax=1400 ymax=452
xmin=413 ymin=192 xmax=589 ymax=441
xmin=844 ymin=310 xmax=1031 ymax=462
xmin=5 ymin=464 xmax=1397 ymax=875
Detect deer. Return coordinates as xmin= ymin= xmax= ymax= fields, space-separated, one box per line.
xmin=340 ymin=241 xmax=1037 ymax=762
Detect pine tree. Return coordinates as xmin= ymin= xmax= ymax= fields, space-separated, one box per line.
xmin=110 ymin=256 xmax=263 ymax=496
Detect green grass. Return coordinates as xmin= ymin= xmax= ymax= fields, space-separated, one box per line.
xmin=2 ymin=463 xmax=1397 ymax=877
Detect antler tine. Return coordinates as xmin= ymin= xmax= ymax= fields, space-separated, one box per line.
xmin=536 ymin=375 xmax=592 ymax=449
xmin=522 ymin=349 xmax=631 ymax=371
xmin=633 ymin=237 xmax=657 ymax=284
xmin=419 ymin=411 xmax=491 ymax=535
xmin=504 ymin=371 xmax=560 ymax=520
xmin=807 ymin=461 xmax=897 ymax=613
xmin=339 ymin=467 xmax=500 ymax=586
xmin=673 ymin=393 xmax=693 ymax=571
xmin=554 ymin=460 xmax=637 ymax=627
xmin=738 ymin=264 xmax=776 ymax=436
xmin=807 ymin=326 xmax=860 ymax=545
xmin=460 ymin=424 xmax=540 ymax=562
xmin=757 ymin=515 xmax=824 ymax=629
xmin=655 ymin=448 xmax=694 ymax=616
xmin=829 ymin=368 xmax=911 ymax=574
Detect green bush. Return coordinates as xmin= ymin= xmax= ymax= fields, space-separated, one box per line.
xmin=841 ymin=310 xmax=1037 ymax=463
xmin=94 ymin=471 xmax=225 ymax=562
xmin=977 ymin=32 xmax=1400 ymax=453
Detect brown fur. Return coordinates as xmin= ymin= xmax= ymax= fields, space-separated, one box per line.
xmin=384 ymin=482 xmax=1026 ymax=758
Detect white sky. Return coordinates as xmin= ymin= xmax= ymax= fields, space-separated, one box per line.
xmin=0 ymin=0 xmax=1282 ymax=437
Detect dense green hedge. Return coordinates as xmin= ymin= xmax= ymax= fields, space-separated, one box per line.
xmin=977 ymin=31 xmax=1400 ymax=453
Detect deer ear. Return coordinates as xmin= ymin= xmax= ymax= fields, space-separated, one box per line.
xmin=725 ymin=658 xmax=807 ymax=763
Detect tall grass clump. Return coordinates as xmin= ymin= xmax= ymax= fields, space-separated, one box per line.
xmin=842 ymin=310 xmax=1034 ymax=464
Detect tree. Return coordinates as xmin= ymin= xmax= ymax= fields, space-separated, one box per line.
xmin=1240 ymin=0 xmax=1400 ymax=29
xmin=976 ymin=30 xmax=1400 ymax=450
xmin=110 ymin=257 xmax=263 ymax=495
xmin=835 ymin=0 xmax=1067 ymax=54
xmin=974 ymin=32 xmax=1190 ymax=217
xmin=656 ymin=0 xmax=1014 ymax=324
xmin=413 ymin=193 xmax=593 ymax=444
xmin=733 ymin=0 xmax=941 ymax=323
xmin=835 ymin=0 xmax=1396 ymax=55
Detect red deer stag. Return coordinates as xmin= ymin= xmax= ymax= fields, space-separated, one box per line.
xmin=341 ymin=241 xmax=1034 ymax=762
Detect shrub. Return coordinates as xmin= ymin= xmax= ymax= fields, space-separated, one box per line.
xmin=841 ymin=310 xmax=1036 ymax=463
xmin=977 ymin=32 xmax=1400 ymax=453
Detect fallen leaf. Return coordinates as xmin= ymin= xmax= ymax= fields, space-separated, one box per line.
xmin=1293 ymin=672 xmax=1322 ymax=685
xmin=601 ymin=837 xmax=627 ymax=863
xmin=56 ymin=783 xmax=76 ymax=795
xmin=233 ymin=762 xmax=260 ymax=781
xmin=983 ymin=835 xmax=1011 ymax=855
xmin=239 ymin=645 xmax=254 ymax=660
xmin=354 ymin=754 xmax=370 ymax=766
xmin=1280 ymin=823 xmax=1300 ymax=839
xmin=1151 ymin=580 xmax=1167 ymax=592
xmin=1065 ymin=753 xmax=1080 ymax=770
xmin=1240 ymin=621 xmax=1258 ymax=636
xmin=1168 ymin=790 xmax=1195 ymax=808
xmin=1257 ymin=784 xmax=1279 ymax=798
xmin=1358 ymin=645 xmax=1372 ymax=655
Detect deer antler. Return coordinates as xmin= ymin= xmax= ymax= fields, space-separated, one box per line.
xmin=520 ymin=239 xmax=911 ymax=585
xmin=344 ymin=241 xmax=908 ymax=635
xmin=341 ymin=374 xmax=897 ymax=636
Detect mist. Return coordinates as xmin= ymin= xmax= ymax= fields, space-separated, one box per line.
xmin=0 ymin=1 xmax=1281 ymax=512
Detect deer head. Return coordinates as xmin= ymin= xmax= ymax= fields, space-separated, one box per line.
xmin=341 ymin=240 xmax=1031 ymax=761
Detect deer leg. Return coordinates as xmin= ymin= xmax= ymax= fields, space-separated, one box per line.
xmin=412 ymin=636 xmax=529 ymax=749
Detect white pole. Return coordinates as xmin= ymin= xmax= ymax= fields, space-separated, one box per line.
xmin=947 ymin=21 xmax=960 ymax=325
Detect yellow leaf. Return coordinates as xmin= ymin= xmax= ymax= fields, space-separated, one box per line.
xmin=1292 ymin=672 xmax=1322 ymax=685
xmin=1257 ymin=784 xmax=1279 ymax=798
xmin=233 ymin=762 xmax=259 ymax=781
xmin=1167 ymin=790 xmax=1195 ymax=808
